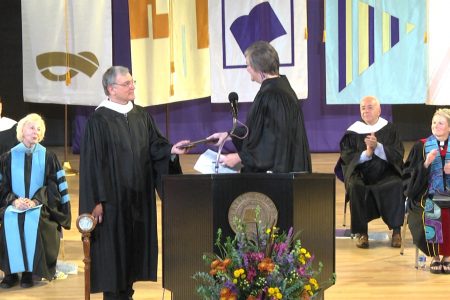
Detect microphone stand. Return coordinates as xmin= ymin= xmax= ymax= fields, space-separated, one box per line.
xmin=214 ymin=115 xmax=237 ymax=174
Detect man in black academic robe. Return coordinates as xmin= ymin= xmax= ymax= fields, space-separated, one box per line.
xmin=339 ymin=96 xmax=404 ymax=249
xmin=79 ymin=66 xmax=188 ymax=300
xmin=209 ymin=41 xmax=311 ymax=173
xmin=232 ymin=75 xmax=311 ymax=173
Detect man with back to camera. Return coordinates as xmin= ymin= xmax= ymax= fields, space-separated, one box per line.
xmin=209 ymin=41 xmax=311 ymax=173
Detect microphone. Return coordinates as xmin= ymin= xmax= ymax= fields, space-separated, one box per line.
xmin=228 ymin=92 xmax=239 ymax=118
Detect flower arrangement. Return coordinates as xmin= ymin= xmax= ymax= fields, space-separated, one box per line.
xmin=193 ymin=209 xmax=325 ymax=300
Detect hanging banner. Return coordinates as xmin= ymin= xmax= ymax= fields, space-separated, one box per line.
xmin=22 ymin=0 xmax=112 ymax=106
xmin=427 ymin=0 xmax=450 ymax=105
xmin=325 ymin=0 xmax=426 ymax=104
xmin=208 ymin=0 xmax=308 ymax=103
xmin=129 ymin=0 xmax=211 ymax=106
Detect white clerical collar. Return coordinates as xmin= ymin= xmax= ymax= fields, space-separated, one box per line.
xmin=347 ymin=117 xmax=388 ymax=134
xmin=0 ymin=117 xmax=17 ymax=131
xmin=96 ymin=98 xmax=133 ymax=114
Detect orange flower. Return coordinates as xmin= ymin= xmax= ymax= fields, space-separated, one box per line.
xmin=220 ymin=287 xmax=237 ymax=300
xmin=211 ymin=259 xmax=220 ymax=269
xmin=223 ymin=258 xmax=232 ymax=267
xmin=258 ymin=257 xmax=275 ymax=272
xmin=210 ymin=258 xmax=232 ymax=275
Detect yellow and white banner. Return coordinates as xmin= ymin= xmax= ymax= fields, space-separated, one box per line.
xmin=22 ymin=0 xmax=112 ymax=106
xmin=129 ymin=0 xmax=211 ymax=106
xmin=427 ymin=0 xmax=450 ymax=105
xmin=208 ymin=0 xmax=308 ymax=103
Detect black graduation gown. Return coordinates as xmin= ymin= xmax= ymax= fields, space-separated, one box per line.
xmin=0 ymin=124 xmax=18 ymax=155
xmin=79 ymin=105 xmax=182 ymax=293
xmin=0 ymin=144 xmax=71 ymax=280
xmin=232 ymin=75 xmax=311 ymax=173
xmin=403 ymin=140 xmax=441 ymax=256
xmin=339 ymin=122 xmax=405 ymax=233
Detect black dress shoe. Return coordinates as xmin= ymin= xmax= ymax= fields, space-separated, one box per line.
xmin=0 ymin=273 xmax=19 ymax=288
xmin=20 ymin=272 xmax=34 ymax=288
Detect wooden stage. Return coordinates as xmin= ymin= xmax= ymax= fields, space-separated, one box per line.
xmin=1 ymin=149 xmax=450 ymax=300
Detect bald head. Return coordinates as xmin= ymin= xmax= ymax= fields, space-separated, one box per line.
xmin=360 ymin=96 xmax=381 ymax=125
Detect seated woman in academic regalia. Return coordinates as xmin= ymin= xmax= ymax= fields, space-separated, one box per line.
xmin=404 ymin=108 xmax=450 ymax=274
xmin=0 ymin=113 xmax=71 ymax=289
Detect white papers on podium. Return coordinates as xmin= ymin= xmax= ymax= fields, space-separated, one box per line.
xmin=194 ymin=149 xmax=239 ymax=174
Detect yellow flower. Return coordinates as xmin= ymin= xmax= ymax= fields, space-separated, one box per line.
xmin=300 ymin=248 xmax=307 ymax=254
xmin=266 ymin=228 xmax=271 ymax=234
xmin=304 ymin=284 xmax=311 ymax=291
xmin=267 ymin=286 xmax=282 ymax=299
xmin=305 ymin=252 xmax=311 ymax=259
xmin=233 ymin=268 xmax=244 ymax=278
xmin=233 ymin=279 xmax=237 ymax=284
xmin=310 ymin=278 xmax=319 ymax=290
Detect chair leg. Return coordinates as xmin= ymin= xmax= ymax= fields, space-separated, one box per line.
xmin=343 ymin=200 xmax=347 ymax=227
xmin=400 ymin=211 xmax=408 ymax=255
xmin=415 ymin=246 xmax=419 ymax=269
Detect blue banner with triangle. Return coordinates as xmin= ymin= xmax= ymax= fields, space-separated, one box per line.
xmin=325 ymin=0 xmax=426 ymax=104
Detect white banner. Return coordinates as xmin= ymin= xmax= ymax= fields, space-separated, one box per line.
xmin=22 ymin=0 xmax=112 ymax=106
xmin=427 ymin=0 xmax=450 ymax=105
xmin=129 ymin=0 xmax=211 ymax=106
xmin=208 ymin=0 xmax=308 ymax=103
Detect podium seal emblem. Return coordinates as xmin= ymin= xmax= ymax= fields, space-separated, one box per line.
xmin=228 ymin=192 xmax=278 ymax=240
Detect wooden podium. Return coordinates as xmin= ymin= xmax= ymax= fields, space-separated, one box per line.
xmin=162 ymin=173 xmax=335 ymax=300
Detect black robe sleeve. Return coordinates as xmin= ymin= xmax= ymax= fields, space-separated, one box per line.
xmin=0 ymin=124 xmax=18 ymax=155
xmin=403 ymin=141 xmax=433 ymax=256
xmin=403 ymin=141 xmax=429 ymax=208
xmin=32 ymin=151 xmax=71 ymax=230
xmin=147 ymin=112 xmax=182 ymax=199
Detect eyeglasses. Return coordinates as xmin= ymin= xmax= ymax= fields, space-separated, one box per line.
xmin=113 ymin=80 xmax=136 ymax=88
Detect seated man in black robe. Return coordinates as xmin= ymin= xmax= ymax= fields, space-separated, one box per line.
xmin=338 ymin=96 xmax=405 ymax=248
xmin=0 ymin=96 xmax=18 ymax=155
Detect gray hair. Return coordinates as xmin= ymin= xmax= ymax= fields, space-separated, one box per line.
xmin=244 ymin=41 xmax=279 ymax=75
xmin=16 ymin=113 xmax=46 ymax=143
xmin=102 ymin=66 xmax=130 ymax=96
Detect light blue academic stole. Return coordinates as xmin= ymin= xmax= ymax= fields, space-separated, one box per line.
xmin=423 ymin=136 xmax=450 ymax=246
xmin=4 ymin=143 xmax=45 ymax=273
